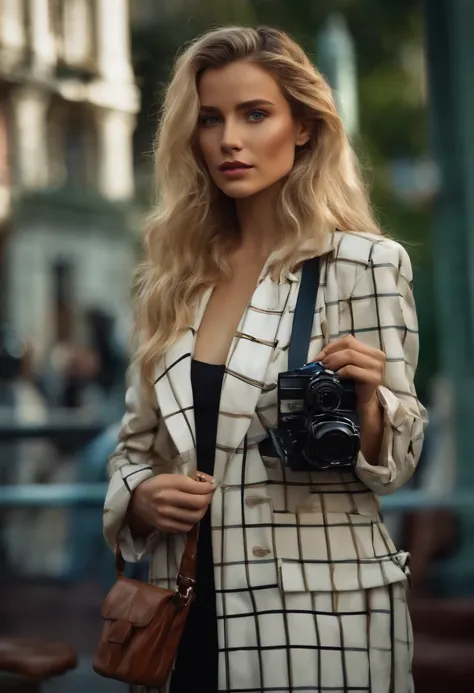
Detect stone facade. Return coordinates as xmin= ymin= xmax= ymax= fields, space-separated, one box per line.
xmin=0 ymin=0 xmax=139 ymax=356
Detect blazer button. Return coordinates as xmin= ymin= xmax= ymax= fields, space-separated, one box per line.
xmin=245 ymin=496 xmax=264 ymax=507
xmin=252 ymin=546 xmax=271 ymax=558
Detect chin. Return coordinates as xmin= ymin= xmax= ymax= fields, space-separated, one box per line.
xmin=218 ymin=181 xmax=267 ymax=200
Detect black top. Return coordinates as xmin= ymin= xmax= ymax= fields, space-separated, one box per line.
xmin=169 ymin=359 xmax=225 ymax=693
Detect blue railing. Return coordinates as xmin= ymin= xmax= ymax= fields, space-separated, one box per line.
xmin=0 ymin=482 xmax=473 ymax=510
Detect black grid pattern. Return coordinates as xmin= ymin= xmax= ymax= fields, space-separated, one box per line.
xmin=104 ymin=231 xmax=425 ymax=692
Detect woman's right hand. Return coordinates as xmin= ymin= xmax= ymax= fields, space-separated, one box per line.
xmin=127 ymin=473 xmax=215 ymax=534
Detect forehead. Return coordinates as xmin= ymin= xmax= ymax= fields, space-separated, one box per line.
xmin=198 ymin=60 xmax=284 ymax=108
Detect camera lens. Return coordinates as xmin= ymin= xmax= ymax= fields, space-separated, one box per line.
xmin=304 ymin=420 xmax=359 ymax=469
xmin=306 ymin=376 xmax=342 ymax=413
xmin=305 ymin=430 xmax=350 ymax=464
xmin=320 ymin=431 xmax=353 ymax=464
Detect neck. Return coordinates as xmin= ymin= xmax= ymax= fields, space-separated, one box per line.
xmin=234 ymin=184 xmax=281 ymax=261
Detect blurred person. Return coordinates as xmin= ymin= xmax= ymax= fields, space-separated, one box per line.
xmin=83 ymin=307 xmax=128 ymax=416
xmin=103 ymin=27 xmax=427 ymax=693
xmin=38 ymin=304 xmax=128 ymax=414
xmin=0 ymin=338 xmax=64 ymax=578
xmin=38 ymin=299 xmax=99 ymax=411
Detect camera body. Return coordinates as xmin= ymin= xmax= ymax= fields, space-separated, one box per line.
xmin=271 ymin=361 xmax=360 ymax=472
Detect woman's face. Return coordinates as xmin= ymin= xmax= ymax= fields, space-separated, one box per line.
xmin=197 ymin=60 xmax=309 ymax=199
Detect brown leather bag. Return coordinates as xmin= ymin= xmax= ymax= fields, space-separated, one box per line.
xmin=93 ymin=525 xmax=198 ymax=687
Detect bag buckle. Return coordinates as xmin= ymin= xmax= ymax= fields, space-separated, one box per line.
xmin=174 ymin=575 xmax=195 ymax=608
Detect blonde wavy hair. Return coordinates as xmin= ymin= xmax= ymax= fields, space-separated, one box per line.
xmin=134 ymin=25 xmax=382 ymax=386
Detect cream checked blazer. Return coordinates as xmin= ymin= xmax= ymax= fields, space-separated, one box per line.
xmin=104 ymin=230 xmax=427 ymax=693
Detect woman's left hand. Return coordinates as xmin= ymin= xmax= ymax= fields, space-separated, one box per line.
xmin=314 ymin=335 xmax=386 ymax=410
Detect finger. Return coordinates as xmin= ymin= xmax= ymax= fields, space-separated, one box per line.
xmin=164 ymin=489 xmax=213 ymax=510
xmin=314 ymin=339 xmax=350 ymax=361
xmin=195 ymin=471 xmax=215 ymax=484
xmin=336 ymin=364 xmax=381 ymax=384
xmin=160 ymin=505 xmax=205 ymax=524
xmin=158 ymin=518 xmax=194 ymax=534
xmin=317 ymin=336 xmax=384 ymax=361
xmin=196 ymin=503 xmax=212 ymax=520
xmin=322 ymin=349 xmax=384 ymax=375
xmin=314 ymin=336 xmax=353 ymax=360
xmin=171 ymin=475 xmax=215 ymax=495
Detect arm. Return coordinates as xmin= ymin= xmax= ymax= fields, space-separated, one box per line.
xmin=103 ymin=368 xmax=215 ymax=561
xmin=103 ymin=369 xmax=166 ymax=561
xmin=350 ymin=240 xmax=428 ymax=494
xmin=358 ymin=394 xmax=384 ymax=466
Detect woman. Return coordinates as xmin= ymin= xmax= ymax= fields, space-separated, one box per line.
xmin=104 ymin=26 xmax=427 ymax=693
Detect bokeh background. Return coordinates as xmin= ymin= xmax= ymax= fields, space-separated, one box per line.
xmin=0 ymin=1 xmax=473 ymax=692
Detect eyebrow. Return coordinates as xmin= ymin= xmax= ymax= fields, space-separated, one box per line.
xmin=199 ymin=99 xmax=275 ymax=112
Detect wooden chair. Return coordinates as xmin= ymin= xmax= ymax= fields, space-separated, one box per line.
xmin=0 ymin=638 xmax=77 ymax=693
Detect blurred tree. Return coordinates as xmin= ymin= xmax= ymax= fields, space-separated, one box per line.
xmin=187 ymin=0 xmax=258 ymax=24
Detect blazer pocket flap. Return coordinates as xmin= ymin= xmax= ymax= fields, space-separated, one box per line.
xmin=279 ymin=550 xmax=410 ymax=593
xmin=274 ymin=511 xmax=410 ymax=593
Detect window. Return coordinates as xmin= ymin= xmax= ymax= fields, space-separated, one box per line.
xmin=63 ymin=0 xmax=93 ymax=67
xmin=47 ymin=99 xmax=98 ymax=190
xmin=51 ymin=258 xmax=75 ymax=342
xmin=50 ymin=0 xmax=96 ymax=72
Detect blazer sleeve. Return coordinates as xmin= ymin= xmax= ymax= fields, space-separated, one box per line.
xmin=103 ymin=369 xmax=167 ymax=561
xmin=349 ymin=239 xmax=428 ymax=495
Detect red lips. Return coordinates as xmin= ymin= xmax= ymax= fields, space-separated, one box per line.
xmin=218 ymin=161 xmax=253 ymax=171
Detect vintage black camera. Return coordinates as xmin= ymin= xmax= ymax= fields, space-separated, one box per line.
xmin=269 ymin=361 xmax=360 ymax=472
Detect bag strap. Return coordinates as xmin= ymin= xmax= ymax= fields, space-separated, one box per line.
xmin=175 ymin=523 xmax=199 ymax=601
xmin=115 ymin=522 xmax=199 ymax=600
xmin=288 ymin=256 xmax=321 ymax=370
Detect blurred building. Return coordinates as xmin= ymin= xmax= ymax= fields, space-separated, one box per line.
xmin=0 ymin=0 xmax=139 ymax=357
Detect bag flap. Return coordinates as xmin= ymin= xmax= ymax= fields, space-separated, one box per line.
xmin=101 ymin=577 xmax=174 ymax=627
xmin=276 ymin=512 xmax=410 ymax=593
xmin=107 ymin=619 xmax=132 ymax=644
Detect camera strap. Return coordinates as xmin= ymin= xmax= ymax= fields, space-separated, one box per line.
xmin=288 ymin=256 xmax=321 ymax=370
xmin=259 ymin=255 xmax=322 ymax=460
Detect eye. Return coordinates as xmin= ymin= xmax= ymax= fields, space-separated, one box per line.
xmin=199 ymin=114 xmax=221 ymax=127
xmin=247 ymin=109 xmax=268 ymax=122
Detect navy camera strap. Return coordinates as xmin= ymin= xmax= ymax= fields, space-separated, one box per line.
xmin=260 ymin=255 xmax=322 ymax=459
xmin=288 ymin=256 xmax=321 ymax=371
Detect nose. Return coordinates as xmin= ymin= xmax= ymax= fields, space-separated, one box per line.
xmin=220 ymin=118 xmax=242 ymax=154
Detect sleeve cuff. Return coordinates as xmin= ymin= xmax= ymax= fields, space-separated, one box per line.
xmin=103 ymin=464 xmax=157 ymax=562
xmin=116 ymin=524 xmax=160 ymax=563
xmin=355 ymin=386 xmax=411 ymax=495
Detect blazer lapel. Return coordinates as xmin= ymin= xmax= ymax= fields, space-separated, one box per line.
xmin=153 ymin=232 xmax=337 ymax=478
xmin=213 ymin=276 xmax=292 ymax=481
xmin=153 ymin=288 xmax=213 ymax=465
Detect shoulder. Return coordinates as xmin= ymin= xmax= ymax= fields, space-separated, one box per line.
xmin=330 ymin=231 xmax=413 ymax=285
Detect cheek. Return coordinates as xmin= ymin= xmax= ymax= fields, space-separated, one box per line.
xmin=258 ymin=123 xmax=296 ymax=177
xmin=197 ymin=132 xmax=215 ymax=168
